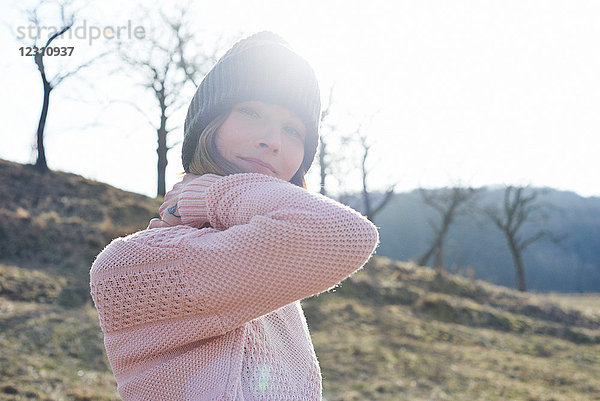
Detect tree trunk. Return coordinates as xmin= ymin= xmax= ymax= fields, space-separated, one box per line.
xmin=433 ymin=245 xmax=443 ymax=273
xmin=156 ymin=85 xmax=168 ymax=197
xmin=319 ymin=139 xmax=327 ymax=196
xmin=35 ymin=68 xmax=52 ymax=173
xmin=156 ymin=120 xmax=168 ymax=197
xmin=361 ymin=151 xmax=371 ymax=220
xmin=508 ymin=238 xmax=527 ymax=292
xmin=417 ymin=247 xmax=434 ymax=267
xmin=514 ymin=251 xmax=527 ymax=292
xmin=418 ymin=232 xmax=445 ymax=269
xmin=363 ymin=191 xmax=372 ymax=221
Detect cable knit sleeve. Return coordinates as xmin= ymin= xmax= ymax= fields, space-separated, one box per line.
xmin=90 ymin=173 xmax=379 ymax=337
xmin=178 ymin=173 xmax=379 ymax=331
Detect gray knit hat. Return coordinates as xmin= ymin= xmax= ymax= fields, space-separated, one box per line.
xmin=182 ymin=31 xmax=321 ymax=175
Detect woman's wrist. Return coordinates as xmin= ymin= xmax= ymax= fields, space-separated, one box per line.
xmin=178 ymin=173 xmax=222 ymax=228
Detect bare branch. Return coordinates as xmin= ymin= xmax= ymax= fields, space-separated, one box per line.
xmin=484 ymin=185 xmax=563 ymax=291
xmin=112 ymin=99 xmax=158 ymax=130
xmin=53 ymin=50 xmax=111 ymax=86
xmin=116 ymin=5 xmax=228 ymax=196
xmin=369 ymin=186 xmax=396 ymax=218
xmin=418 ymin=186 xmax=479 ymax=270
xmin=320 ymin=84 xmax=335 ymax=122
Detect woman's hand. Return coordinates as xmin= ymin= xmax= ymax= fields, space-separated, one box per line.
xmin=147 ymin=173 xmax=199 ymax=229
xmin=147 ymin=173 xmax=222 ymax=229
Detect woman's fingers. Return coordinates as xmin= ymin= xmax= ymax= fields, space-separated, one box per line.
xmin=147 ymin=218 xmax=171 ymax=229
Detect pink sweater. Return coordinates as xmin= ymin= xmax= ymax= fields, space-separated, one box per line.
xmin=90 ymin=173 xmax=379 ymax=400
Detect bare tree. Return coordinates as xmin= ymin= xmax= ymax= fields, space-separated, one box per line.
xmin=316 ymin=85 xmax=336 ymax=196
xmin=21 ymin=1 xmax=106 ymax=173
xmin=310 ymin=85 xmax=395 ymax=214
xmin=484 ymin=186 xmax=563 ymax=292
xmin=417 ymin=186 xmax=479 ymax=272
xmin=356 ymin=125 xmax=395 ymax=222
xmin=116 ymin=5 xmax=221 ymax=196
xmin=328 ymin=114 xmax=395 ymax=222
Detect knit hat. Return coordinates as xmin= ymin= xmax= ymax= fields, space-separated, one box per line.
xmin=182 ymin=31 xmax=321 ymax=175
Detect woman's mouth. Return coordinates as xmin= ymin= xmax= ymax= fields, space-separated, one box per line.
xmin=238 ymin=157 xmax=277 ymax=175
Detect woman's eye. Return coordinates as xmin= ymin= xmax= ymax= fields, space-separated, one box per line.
xmin=284 ymin=126 xmax=303 ymax=139
xmin=239 ymin=107 xmax=259 ymax=118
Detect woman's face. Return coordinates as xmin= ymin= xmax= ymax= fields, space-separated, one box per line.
xmin=215 ymin=101 xmax=307 ymax=182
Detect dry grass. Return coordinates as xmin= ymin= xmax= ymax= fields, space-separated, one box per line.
xmin=0 ymin=298 xmax=118 ymax=401
xmin=1 ymin=158 xmax=599 ymax=400
xmin=2 ymin=260 xmax=598 ymax=401
xmin=541 ymin=293 xmax=600 ymax=316
xmin=299 ymin=258 xmax=600 ymax=401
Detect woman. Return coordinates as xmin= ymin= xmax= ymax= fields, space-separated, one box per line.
xmin=90 ymin=31 xmax=379 ymax=401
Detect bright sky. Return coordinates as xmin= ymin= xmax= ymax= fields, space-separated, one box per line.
xmin=1 ymin=0 xmax=599 ymax=198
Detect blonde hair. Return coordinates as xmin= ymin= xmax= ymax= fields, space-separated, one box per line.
xmin=187 ymin=110 xmax=308 ymax=189
xmin=188 ymin=111 xmax=243 ymax=176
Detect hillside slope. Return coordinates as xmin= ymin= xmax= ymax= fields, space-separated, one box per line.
xmin=0 ymin=159 xmax=599 ymax=401
xmin=0 ymin=159 xmax=161 ymax=306
xmin=303 ymin=258 xmax=600 ymax=401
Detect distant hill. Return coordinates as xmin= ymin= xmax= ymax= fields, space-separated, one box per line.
xmin=1 ymin=158 xmax=599 ymax=400
xmin=356 ymin=187 xmax=600 ymax=292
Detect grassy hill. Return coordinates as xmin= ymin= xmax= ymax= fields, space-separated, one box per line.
xmin=1 ymin=159 xmax=599 ymax=401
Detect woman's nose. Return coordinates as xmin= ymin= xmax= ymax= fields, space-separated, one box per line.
xmin=256 ymin=126 xmax=281 ymax=153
